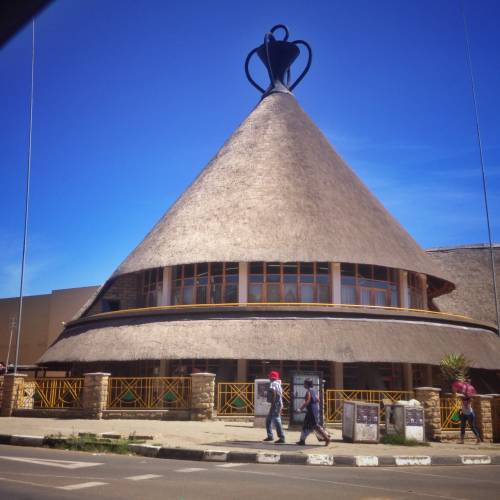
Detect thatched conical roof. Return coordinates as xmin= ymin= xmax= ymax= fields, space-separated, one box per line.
xmin=112 ymin=92 xmax=450 ymax=283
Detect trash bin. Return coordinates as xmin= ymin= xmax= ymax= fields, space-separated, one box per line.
xmin=386 ymin=403 xmax=425 ymax=442
xmin=342 ymin=401 xmax=380 ymax=443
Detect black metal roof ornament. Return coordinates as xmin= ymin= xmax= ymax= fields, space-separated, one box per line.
xmin=245 ymin=24 xmax=312 ymax=96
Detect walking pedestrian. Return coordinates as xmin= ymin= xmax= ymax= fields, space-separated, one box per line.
xmin=263 ymin=370 xmax=286 ymax=444
xmin=453 ymin=379 xmax=482 ymax=444
xmin=296 ymin=378 xmax=331 ymax=446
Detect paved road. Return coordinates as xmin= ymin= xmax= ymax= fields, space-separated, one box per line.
xmin=0 ymin=445 xmax=498 ymax=500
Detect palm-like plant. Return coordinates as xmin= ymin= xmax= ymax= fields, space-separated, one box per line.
xmin=439 ymin=354 xmax=471 ymax=382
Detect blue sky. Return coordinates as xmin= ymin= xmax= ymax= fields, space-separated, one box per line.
xmin=1 ymin=0 xmax=499 ymax=298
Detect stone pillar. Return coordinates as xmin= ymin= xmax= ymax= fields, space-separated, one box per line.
xmin=236 ymin=359 xmax=248 ymax=382
xmin=330 ymin=362 xmax=343 ymax=389
xmin=472 ymin=395 xmax=493 ymax=443
xmin=402 ymin=363 xmax=413 ymax=392
xmin=191 ymin=372 xmax=215 ymax=421
xmin=161 ymin=267 xmax=172 ymax=305
xmin=238 ymin=262 xmax=248 ymax=304
xmin=82 ymin=372 xmax=111 ymax=419
xmin=399 ymin=270 xmax=409 ymax=308
xmin=0 ymin=373 xmax=27 ymax=417
xmin=331 ymin=263 xmax=341 ymax=304
xmin=415 ymin=387 xmax=442 ymax=441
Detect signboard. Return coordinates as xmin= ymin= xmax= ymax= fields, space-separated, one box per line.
xmin=289 ymin=371 xmax=323 ymax=427
xmin=405 ymin=407 xmax=424 ymax=427
xmin=356 ymin=405 xmax=379 ymax=425
xmin=254 ymin=379 xmax=271 ymax=417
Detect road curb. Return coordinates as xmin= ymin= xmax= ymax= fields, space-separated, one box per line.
xmin=1 ymin=434 xmax=499 ymax=467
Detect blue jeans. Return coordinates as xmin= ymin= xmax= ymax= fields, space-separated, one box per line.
xmin=266 ymin=413 xmax=285 ymax=440
xmin=460 ymin=411 xmax=480 ymax=438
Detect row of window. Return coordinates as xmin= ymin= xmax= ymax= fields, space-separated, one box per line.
xmin=109 ymin=262 xmax=427 ymax=311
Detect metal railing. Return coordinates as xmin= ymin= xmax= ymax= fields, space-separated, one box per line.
xmin=324 ymin=390 xmax=413 ymax=423
xmin=216 ymin=382 xmax=290 ymax=416
xmin=107 ymin=377 xmax=191 ymax=410
xmin=16 ymin=378 xmax=84 ymax=409
xmin=440 ymin=396 xmax=462 ymax=431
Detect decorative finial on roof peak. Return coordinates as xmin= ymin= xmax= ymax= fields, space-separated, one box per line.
xmin=245 ymin=24 xmax=312 ymax=97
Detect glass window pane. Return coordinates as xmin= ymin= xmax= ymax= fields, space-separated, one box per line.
xmin=360 ymin=288 xmax=371 ymax=305
xmin=318 ymin=285 xmax=330 ymax=303
xmin=226 ymin=275 xmax=238 ymax=283
xmin=267 ymin=274 xmax=280 ymax=283
xmin=211 ymin=262 xmax=223 ymax=276
xmin=283 ymin=262 xmax=297 ymax=274
xmin=249 ymin=274 xmax=263 ymax=283
xmin=183 ymin=286 xmax=194 ymax=304
xmin=224 ymin=284 xmax=238 ymax=303
xmin=317 ymin=262 xmax=329 ymax=274
xmin=250 ymin=262 xmax=263 ymax=274
xmin=391 ymin=288 xmax=398 ymax=307
xmin=211 ymin=284 xmax=222 ymax=303
xmin=174 ymin=266 xmax=183 ymax=280
xmin=225 ymin=262 xmax=239 ymax=275
xmin=196 ymin=263 xmax=208 ymax=276
xmin=300 ymin=262 xmax=313 ymax=274
xmin=358 ymin=264 xmax=372 ymax=279
xmin=300 ymin=284 xmax=314 ymax=302
xmin=197 ymin=276 xmax=208 ymax=285
xmin=284 ymin=283 xmax=297 ymax=302
xmin=267 ymin=284 xmax=280 ymax=302
xmin=284 ymin=274 xmax=297 ymax=283
xmin=196 ymin=286 xmax=207 ymax=304
xmin=300 ymin=274 xmax=314 ymax=283
xmin=341 ymin=286 xmax=356 ymax=304
xmin=184 ymin=264 xmax=194 ymax=278
xmin=373 ymin=266 xmax=386 ymax=281
xmin=184 ymin=277 xmax=194 ymax=286
xmin=374 ymin=291 xmax=386 ymax=306
xmin=248 ymin=284 xmax=263 ymax=302
xmin=267 ymin=262 xmax=281 ymax=275
xmin=341 ymin=263 xmax=355 ymax=276
xmin=173 ymin=288 xmax=182 ymax=305
xmin=341 ymin=276 xmax=356 ymax=286
xmin=317 ymin=275 xmax=329 ymax=284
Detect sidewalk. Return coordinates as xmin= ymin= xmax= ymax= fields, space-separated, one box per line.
xmin=1 ymin=417 xmax=499 ymax=458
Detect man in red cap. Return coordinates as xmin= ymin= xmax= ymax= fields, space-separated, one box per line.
xmin=263 ymin=370 xmax=286 ymax=444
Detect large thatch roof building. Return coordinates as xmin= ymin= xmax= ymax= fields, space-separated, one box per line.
xmin=39 ymin=27 xmax=500 ymax=392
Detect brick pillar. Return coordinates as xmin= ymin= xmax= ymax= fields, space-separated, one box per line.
xmin=0 ymin=373 xmax=27 ymax=417
xmin=191 ymin=372 xmax=215 ymax=421
xmin=472 ymin=395 xmax=493 ymax=443
xmin=415 ymin=387 xmax=442 ymax=441
xmin=82 ymin=372 xmax=110 ymax=419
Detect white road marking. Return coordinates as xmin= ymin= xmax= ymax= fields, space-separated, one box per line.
xmin=0 ymin=456 xmax=103 ymax=469
xmin=379 ymin=467 xmax=500 ymax=484
xmin=0 ymin=476 xmax=54 ymax=489
xmin=125 ymin=474 xmax=163 ymax=481
xmin=176 ymin=467 xmax=207 ymax=473
xmin=216 ymin=463 xmax=245 ymax=468
xmin=58 ymin=481 xmax=108 ymax=490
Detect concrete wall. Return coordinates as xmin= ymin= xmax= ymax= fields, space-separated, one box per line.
xmin=0 ymin=286 xmax=99 ymax=366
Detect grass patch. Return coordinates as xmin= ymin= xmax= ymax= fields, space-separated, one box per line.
xmin=45 ymin=434 xmax=145 ymax=454
xmin=381 ymin=434 xmax=430 ymax=447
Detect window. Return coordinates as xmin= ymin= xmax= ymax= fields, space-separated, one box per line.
xmin=140 ymin=268 xmax=163 ymax=307
xmin=340 ymin=264 xmax=399 ymax=307
xmin=248 ymin=262 xmax=331 ymax=303
xmin=172 ymin=262 xmax=239 ymax=305
xmin=407 ymin=272 xmax=425 ymax=309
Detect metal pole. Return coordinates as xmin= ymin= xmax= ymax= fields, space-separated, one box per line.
xmin=461 ymin=2 xmax=499 ymax=333
xmin=14 ymin=19 xmax=36 ymax=373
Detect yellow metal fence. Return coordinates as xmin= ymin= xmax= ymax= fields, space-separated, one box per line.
xmin=440 ymin=396 xmax=462 ymax=431
xmin=107 ymin=377 xmax=191 ymax=410
xmin=16 ymin=378 xmax=84 ymax=409
xmin=216 ymin=382 xmax=290 ymax=416
xmin=324 ymin=390 xmax=413 ymax=423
